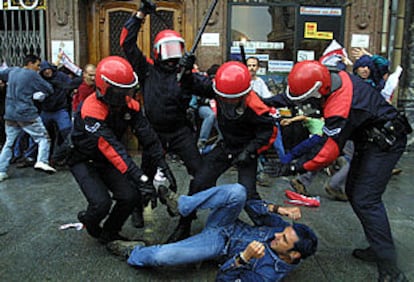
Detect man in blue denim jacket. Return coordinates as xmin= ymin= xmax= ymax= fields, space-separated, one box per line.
xmin=107 ymin=183 xmax=317 ymax=281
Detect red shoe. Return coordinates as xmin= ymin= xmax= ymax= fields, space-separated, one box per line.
xmin=284 ymin=190 xmax=320 ymax=207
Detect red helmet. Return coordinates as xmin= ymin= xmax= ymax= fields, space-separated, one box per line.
xmin=286 ymin=60 xmax=331 ymax=102
xmin=95 ymin=56 xmax=138 ymax=105
xmin=213 ymin=61 xmax=252 ymax=98
xmin=153 ymin=29 xmax=185 ymax=61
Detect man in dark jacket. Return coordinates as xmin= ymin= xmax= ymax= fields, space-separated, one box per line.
xmin=69 ymin=56 xmax=175 ymax=244
xmin=120 ymin=1 xmax=214 ymax=236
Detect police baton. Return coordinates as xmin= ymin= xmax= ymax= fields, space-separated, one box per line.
xmin=177 ymin=0 xmax=219 ymax=82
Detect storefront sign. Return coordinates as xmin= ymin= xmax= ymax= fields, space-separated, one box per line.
xmin=0 ymin=0 xmax=46 ymax=10
xmin=300 ymin=6 xmax=342 ymax=17
xmin=232 ymin=41 xmax=284 ymax=50
xmin=268 ymin=60 xmax=294 ymax=73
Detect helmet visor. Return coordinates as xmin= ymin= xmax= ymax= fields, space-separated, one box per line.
xmin=103 ymin=86 xmax=136 ymax=106
xmin=159 ymin=41 xmax=184 ymax=61
xmin=286 ymin=81 xmax=322 ymax=103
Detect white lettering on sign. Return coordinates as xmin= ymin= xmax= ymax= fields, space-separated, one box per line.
xmin=1 ymin=0 xmax=39 ymax=10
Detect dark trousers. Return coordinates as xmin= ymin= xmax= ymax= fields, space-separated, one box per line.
xmin=346 ymin=136 xmax=406 ymax=263
xmin=191 ymin=144 xmax=260 ymax=223
xmin=142 ymin=126 xmax=202 ymax=194
xmin=70 ymin=161 xmax=139 ymax=233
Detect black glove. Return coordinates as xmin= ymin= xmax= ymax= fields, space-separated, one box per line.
xmin=179 ymin=52 xmax=196 ymax=72
xmin=275 ymin=164 xmax=297 ymax=177
xmin=138 ymin=179 xmax=158 ymax=209
xmin=233 ymin=149 xmax=256 ymax=167
xmin=139 ymin=0 xmax=156 ymax=15
xmin=162 ymin=166 xmax=177 ymax=193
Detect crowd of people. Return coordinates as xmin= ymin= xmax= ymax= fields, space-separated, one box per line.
xmin=0 ymin=1 xmax=411 ymax=281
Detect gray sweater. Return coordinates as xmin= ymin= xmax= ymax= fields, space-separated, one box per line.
xmin=0 ymin=67 xmax=53 ymax=122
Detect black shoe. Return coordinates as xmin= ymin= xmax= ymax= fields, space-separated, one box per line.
xmin=158 ymin=186 xmax=180 ymax=217
xmin=106 ymin=240 xmax=146 ymax=259
xmin=352 ymin=247 xmax=377 ymax=262
xmin=16 ymin=157 xmax=35 ymax=168
xmin=131 ymin=208 xmax=144 ymax=228
xmin=378 ymin=261 xmax=408 ymax=282
xmin=77 ymin=211 xmax=102 ymax=238
xmin=98 ymin=231 xmax=131 ymax=245
xmin=165 ymin=222 xmax=191 ymax=243
xmin=289 ymin=179 xmax=309 ymax=196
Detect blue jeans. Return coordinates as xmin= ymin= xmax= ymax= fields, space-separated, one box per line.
xmin=198 ymin=105 xmax=220 ymax=142
xmin=24 ymin=109 xmax=72 ymax=159
xmin=0 ymin=117 xmax=51 ymax=172
xmin=127 ymin=183 xmax=246 ymax=267
xmin=273 ymin=123 xmax=285 ymax=159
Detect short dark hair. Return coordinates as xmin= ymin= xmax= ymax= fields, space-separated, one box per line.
xmin=206 ymin=64 xmax=220 ymax=78
xmin=23 ymin=54 xmax=41 ymax=66
xmin=291 ymin=223 xmax=318 ymax=260
xmin=246 ymin=56 xmax=260 ymax=64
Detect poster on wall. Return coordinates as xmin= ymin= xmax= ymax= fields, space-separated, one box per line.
xmin=51 ymin=40 xmax=74 ymax=63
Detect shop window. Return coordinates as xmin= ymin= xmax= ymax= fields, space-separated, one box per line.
xmin=228 ymin=4 xmax=296 ymax=95
xmin=228 ymin=2 xmax=344 ymax=95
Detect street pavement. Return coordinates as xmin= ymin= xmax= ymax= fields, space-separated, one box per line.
xmin=0 ymin=151 xmax=413 ymax=281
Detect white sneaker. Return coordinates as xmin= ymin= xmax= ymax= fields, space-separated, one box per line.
xmin=34 ymin=162 xmax=56 ymax=174
xmin=0 ymin=172 xmax=8 ymax=182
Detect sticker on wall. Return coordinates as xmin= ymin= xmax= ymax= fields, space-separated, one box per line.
xmin=297 ymin=50 xmax=315 ymax=61
xmin=304 ymin=22 xmax=333 ymax=40
xmin=201 ymin=33 xmax=220 ymax=47
xmin=351 ymin=34 xmax=370 ymax=48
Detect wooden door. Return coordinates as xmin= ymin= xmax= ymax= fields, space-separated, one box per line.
xmin=88 ymin=1 xmax=184 ymax=64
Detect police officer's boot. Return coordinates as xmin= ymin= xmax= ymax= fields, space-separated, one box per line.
xmin=131 ymin=206 xmax=144 ymax=228
xmin=78 ymin=210 xmax=102 ymax=238
xmin=165 ymin=216 xmax=193 ymax=243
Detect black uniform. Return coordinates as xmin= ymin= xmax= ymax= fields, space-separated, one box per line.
xmin=192 ymin=91 xmax=277 ymax=221
xmin=121 ymin=16 xmax=214 ymax=188
xmin=69 ymin=93 xmax=166 ymax=240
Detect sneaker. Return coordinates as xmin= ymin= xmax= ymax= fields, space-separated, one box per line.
xmin=158 ymin=186 xmax=180 ymax=217
xmin=16 ymin=157 xmax=35 ymax=168
xmin=352 ymin=247 xmax=377 ymax=262
xmin=289 ymin=179 xmax=309 ymax=196
xmin=98 ymin=230 xmax=131 ymax=245
xmin=325 ymin=185 xmax=348 ymax=201
xmin=0 ymin=172 xmax=8 ymax=182
xmin=34 ymin=162 xmax=56 ymax=174
xmin=106 ymin=240 xmax=146 ymax=259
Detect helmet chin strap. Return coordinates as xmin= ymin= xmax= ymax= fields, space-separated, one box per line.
xmin=286 ymin=81 xmax=322 ymax=102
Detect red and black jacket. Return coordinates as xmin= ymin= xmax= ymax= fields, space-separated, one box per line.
xmin=297 ymin=71 xmax=399 ymax=172
xmin=71 ymin=94 xmax=165 ymax=184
